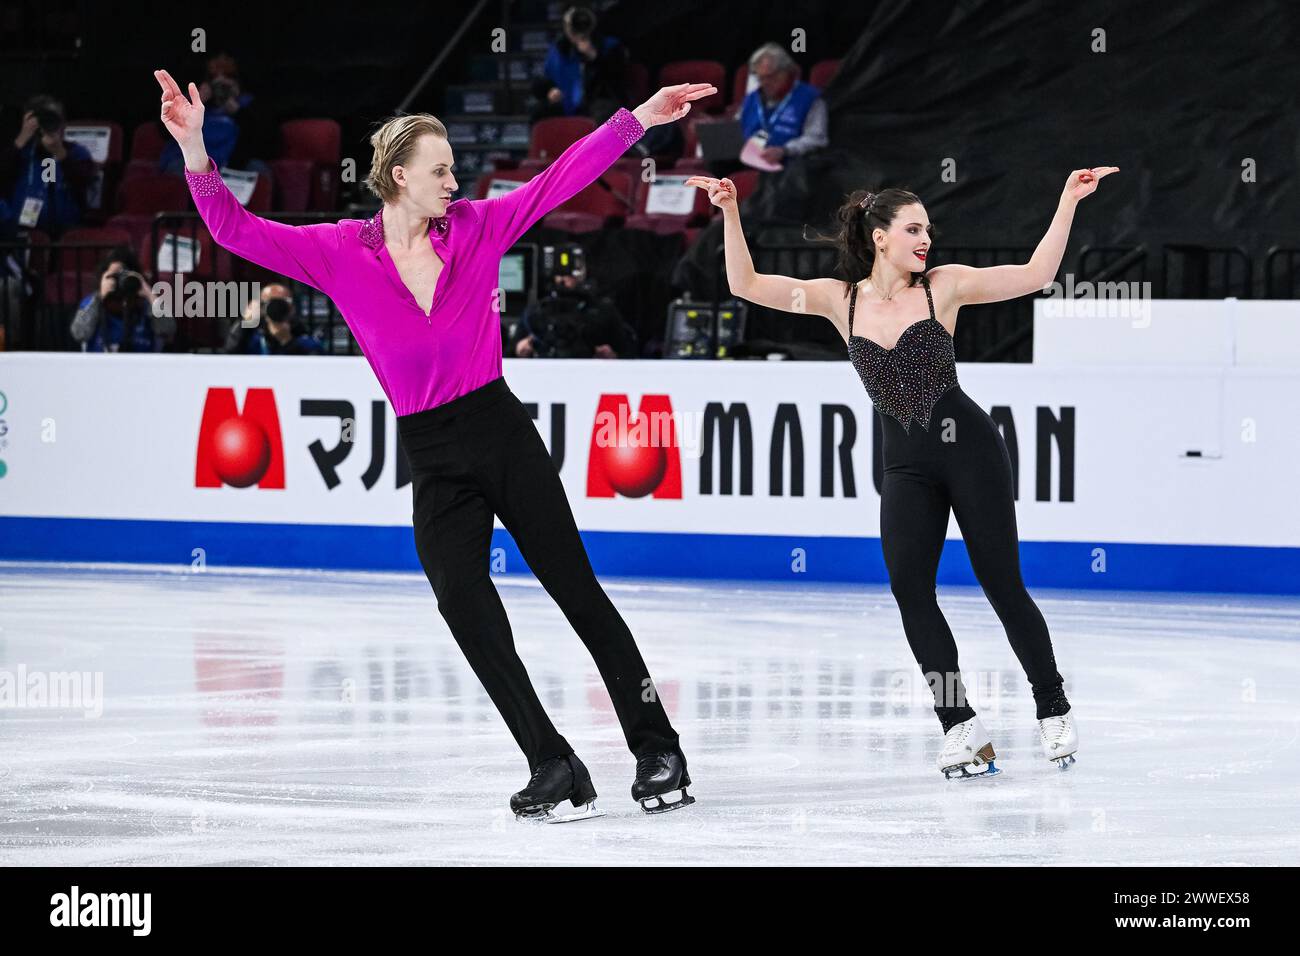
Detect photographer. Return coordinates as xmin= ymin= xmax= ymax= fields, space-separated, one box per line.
xmin=0 ymin=94 xmax=95 ymax=239
xmin=225 ymin=282 xmax=324 ymax=355
xmin=69 ymin=247 xmax=174 ymax=352
xmin=513 ymin=247 xmax=636 ymax=359
xmin=530 ymin=5 xmax=630 ymax=124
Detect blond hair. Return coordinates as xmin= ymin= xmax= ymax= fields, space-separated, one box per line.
xmin=365 ymin=113 xmax=448 ymax=204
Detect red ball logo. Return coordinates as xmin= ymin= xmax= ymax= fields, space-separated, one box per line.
xmin=603 ymin=441 xmax=666 ymax=498
xmin=210 ymin=416 xmax=271 ymax=488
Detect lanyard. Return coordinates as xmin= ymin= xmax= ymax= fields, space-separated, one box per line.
xmin=758 ymin=89 xmax=796 ymax=135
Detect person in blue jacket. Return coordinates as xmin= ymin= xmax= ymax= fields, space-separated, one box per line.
xmin=531 ymin=5 xmax=629 ymax=123
xmin=0 ymin=95 xmax=95 ymax=239
xmin=69 ymin=247 xmax=174 ymax=352
xmin=739 ymin=43 xmax=829 ymax=165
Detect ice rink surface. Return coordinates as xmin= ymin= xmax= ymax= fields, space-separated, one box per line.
xmin=1 ymin=562 xmax=1297 ymax=866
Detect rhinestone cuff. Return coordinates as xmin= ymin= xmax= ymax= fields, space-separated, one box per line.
xmin=605 ymin=107 xmax=645 ymax=148
xmin=185 ymin=161 xmax=222 ymax=197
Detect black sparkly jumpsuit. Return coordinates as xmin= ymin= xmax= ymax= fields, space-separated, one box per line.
xmin=847 ymin=274 xmax=1070 ymax=731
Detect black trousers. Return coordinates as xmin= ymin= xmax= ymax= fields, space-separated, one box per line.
xmin=879 ymin=387 xmax=1070 ymax=731
xmin=397 ymin=377 xmax=680 ymax=770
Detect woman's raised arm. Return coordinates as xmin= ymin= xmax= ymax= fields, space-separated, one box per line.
xmin=687 ymin=175 xmax=844 ymax=332
xmin=928 ymin=166 xmax=1120 ymax=308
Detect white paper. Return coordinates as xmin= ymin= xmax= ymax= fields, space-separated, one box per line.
xmin=740 ymin=135 xmax=783 ymax=172
xmin=644 ymin=175 xmax=696 ymax=216
xmin=487 ymin=179 xmax=525 ymax=198
xmin=86 ymin=167 xmax=105 ymax=210
xmin=63 ymin=126 xmax=111 ymax=164
xmin=156 ymin=234 xmax=200 ymax=274
xmin=219 ymin=167 xmax=260 ymax=207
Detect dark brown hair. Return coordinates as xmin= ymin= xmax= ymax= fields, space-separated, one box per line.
xmin=808 ymin=187 xmax=927 ymax=297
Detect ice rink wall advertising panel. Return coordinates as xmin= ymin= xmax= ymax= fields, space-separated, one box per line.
xmin=1 ymin=351 xmax=1297 ymax=593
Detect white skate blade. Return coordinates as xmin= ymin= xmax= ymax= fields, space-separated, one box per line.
xmin=942 ymin=760 xmax=1002 ymax=781
xmin=516 ymin=800 xmax=607 ymax=825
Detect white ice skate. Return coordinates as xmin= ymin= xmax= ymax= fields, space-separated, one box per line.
xmin=1038 ymin=710 xmax=1078 ymax=769
xmin=937 ymin=715 xmax=1001 ymax=779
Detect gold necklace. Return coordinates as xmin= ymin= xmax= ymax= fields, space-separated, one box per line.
xmin=868 ymin=277 xmax=908 ymax=302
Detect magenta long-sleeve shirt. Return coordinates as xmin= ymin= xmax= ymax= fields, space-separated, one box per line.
xmin=185 ymin=108 xmax=646 ymax=415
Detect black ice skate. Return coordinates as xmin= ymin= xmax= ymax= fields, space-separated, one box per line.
xmin=510 ymin=753 xmax=605 ymax=824
xmin=632 ymin=749 xmax=696 ymax=814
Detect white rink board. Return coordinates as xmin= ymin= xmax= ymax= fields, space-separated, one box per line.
xmin=1 ymin=352 xmax=1298 ymax=549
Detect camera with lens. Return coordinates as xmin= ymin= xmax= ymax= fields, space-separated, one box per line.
xmin=34 ymin=107 xmax=64 ymax=135
xmin=103 ymin=270 xmax=146 ymax=312
xmin=263 ymin=297 xmax=293 ymax=324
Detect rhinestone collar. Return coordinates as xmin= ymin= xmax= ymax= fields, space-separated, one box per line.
xmin=358 ymin=205 xmax=449 ymax=251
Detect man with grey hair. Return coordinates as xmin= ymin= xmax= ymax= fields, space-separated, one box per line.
xmin=739 ymin=42 xmax=829 ymax=165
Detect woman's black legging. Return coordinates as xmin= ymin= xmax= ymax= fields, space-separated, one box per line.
xmin=879 ymin=386 xmax=1070 ymax=731
xmin=397 ymin=376 xmax=680 ymax=770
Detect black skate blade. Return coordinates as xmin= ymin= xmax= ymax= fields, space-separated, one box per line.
xmin=515 ymin=800 xmax=606 ymax=825
xmin=638 ymin=788 xmax=696 ymax=814
xmin=1052 ymin=754 xmax=1077 ymax=771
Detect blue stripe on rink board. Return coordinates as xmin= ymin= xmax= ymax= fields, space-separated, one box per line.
xmin=0 ymin=515 xmax=1296 ymax=595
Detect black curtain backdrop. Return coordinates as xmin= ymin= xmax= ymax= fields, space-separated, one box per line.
xmin=677 ymin=0 xmax=1300 ymax=305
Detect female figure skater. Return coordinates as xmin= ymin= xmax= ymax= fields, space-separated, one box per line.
xmin=688 ymin=168 xmax=1117 ymax=778
xmin=156 ymin=68 xmax=714 ymax=818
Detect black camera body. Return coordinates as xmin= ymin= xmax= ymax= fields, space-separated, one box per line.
xmin=34 ymin=107 xmax=64 ymax=135
xmin=103 ymin=271 xmax=144 ymax=312
xmin=263 ymin=297 xmax=293 ymax=324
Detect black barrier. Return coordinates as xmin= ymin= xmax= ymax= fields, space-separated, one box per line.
xmin=1264 ymin=247 xmax=1300 ymax=299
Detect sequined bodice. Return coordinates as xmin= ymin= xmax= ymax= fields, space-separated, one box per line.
xmin=846 ymin=274 xmax=959 ymax=433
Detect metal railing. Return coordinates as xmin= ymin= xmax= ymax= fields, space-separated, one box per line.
xmin=148 ymin=212 xmax=356 ymax=354
xmin=1 ymin=238 xmax=128 ymax=351
xmin=1161 ymin=244 xmax=1252 ymax=299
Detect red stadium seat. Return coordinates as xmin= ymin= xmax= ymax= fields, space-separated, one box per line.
xmin=141 ymin=224 xmax=235 ymax=282
xmin=530 ymin=116 xmax=595 ymax=161
xmin=121 ymin=158 xmax=160 ymax=182
xmin=279 ymin=120 xmax=341 ymax=210
xmin=269 ymin=159 xmax=312 ymax=211
xmin=475 ymin=168 xmax=533 ymax=201
xmin=670 ymin=156 xmax=708 ymax=174
xmin=658 ymin=61 xmax=726 ymax=114
xmin=809 ymin=58 xmax=842 ymax=90
xmin=65 ymin=119 xmax=123 ymax=164
xmin=543 ymin=170 xmax=634 ymax=233
xmin=116 ymin=174 xmax=190 ymax=214
xmin=279 ymin=119 xmax=341 ymax=164
xmin=730 ymin=169 xmax=760 ymax=203
xmin=625 ymin=172 xmax=712 ymax=236
xmin=46 ymin=228 xmax=134 ymax=306
xmin=730 ymin=64 xmax=751 ymax=111
xmin=626 ymin=61 xmax=650 ymax=105
xmin=243 ymin=169 xmax=273 ymax=211
xmin=103 ymin=214 xmax=156 ymax=254
xmin=58 ymin=226 xmax=134 ymax=253
xmin=129 ymin=120 xmax=169 ymax=161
